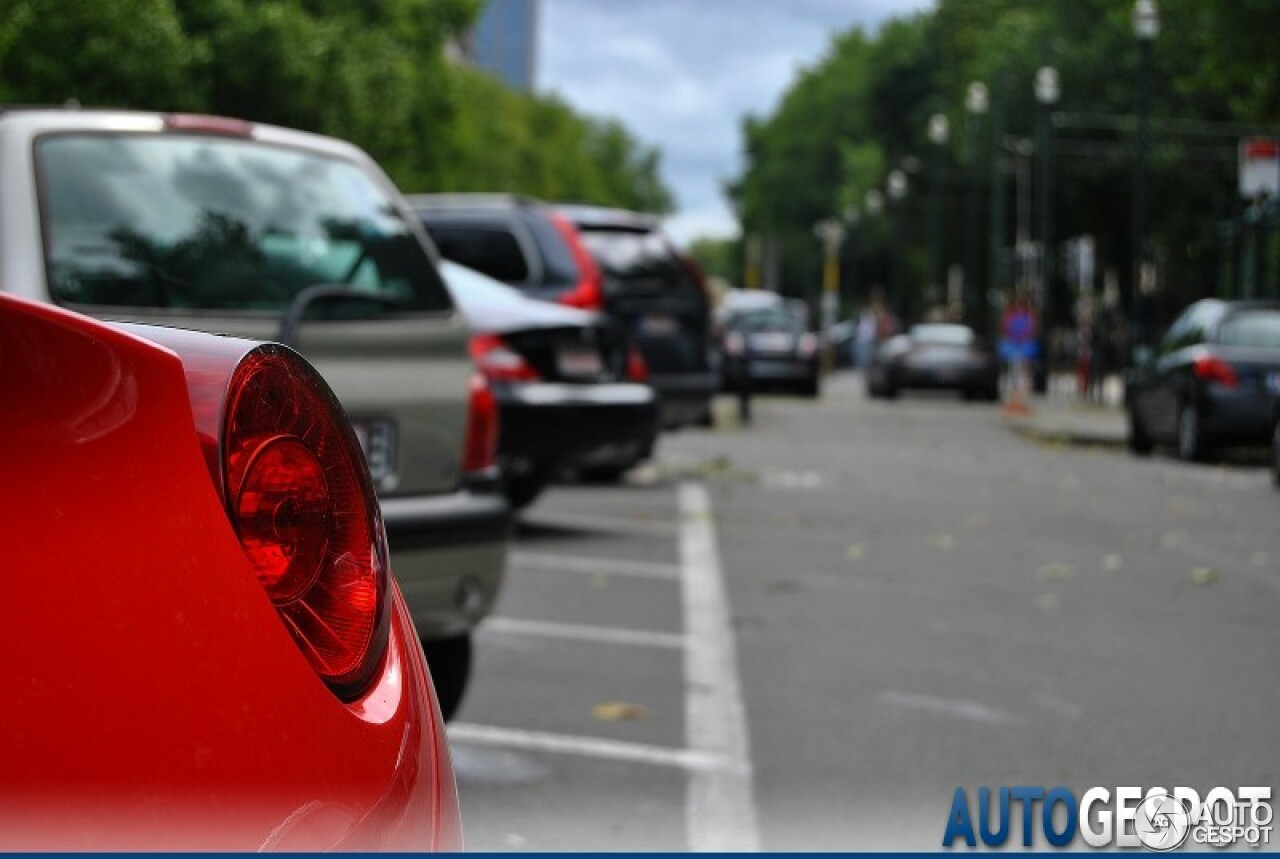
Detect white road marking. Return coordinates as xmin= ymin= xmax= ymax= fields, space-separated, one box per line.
xmin=480 ymin=616 xmax=685 ymax=650
xmin=508 ymin=550 xmax=680 ymax=581
xmin=449 ymin=723 xmax=723 ymax=772
xmin=523 ymin=509 xmax=680 ymax=537
xmin=678 ymin=482 xmax=760 ymax=852
xmin=878 ymin=690 xmax=1020 ymax=726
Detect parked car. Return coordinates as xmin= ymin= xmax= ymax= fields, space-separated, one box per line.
xmin=866 ymin=323 xmax=1000 ymax=401
xmin=1 ymin=294 xmax=460 ymax=850
xmin=1271 ymin=400 xmax=1280 ymax=488
xmin=412 ymin=194 xmax=717 ymax=429
xmin=1126 ymin=299 xmax=1280 ymax=461
xmin=440 ymin=260 xmax=660 ymax=505
xmin=718 ymin=301 xmax=821 ymax=397
xmin=0 ymin=107 xmax=509 ymax=720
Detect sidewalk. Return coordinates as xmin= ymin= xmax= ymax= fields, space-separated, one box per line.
xmin=1002 ymin=374 xmax=1128 ymax=449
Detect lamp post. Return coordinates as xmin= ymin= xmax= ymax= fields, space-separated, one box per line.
xmin=1034 ymin=65 xmax=1060 ymax=381
xmin=1132 ymin=0 xmax=1159 ymax=349
xmin=814 ymin=217 xmax=846 ymax=374
xmin=965 ymin=82 xmax=989 ymax=324
xmin=928 ymin=112 xmax=950 ymax=316
xmin=887 ymin=168 xmax=909 ymax=321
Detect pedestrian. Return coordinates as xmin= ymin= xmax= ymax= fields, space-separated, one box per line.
xmin=854 ymin=305 xmax=877 ymax=369
xmin=999 ymin=291 xmax=1038 ymax=411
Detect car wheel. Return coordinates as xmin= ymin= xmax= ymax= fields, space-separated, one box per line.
xmin=578 ymin=463 xmax=632 ymax=483
xmin=1177 ymin=401 xmax=1205 ymax=462
xmin=504 ymin=470 xmax=550 ymax=510
xmin=882 ymin=383 xmax=899 ymax=400
xmin=1127 ymin=407 xmax=1154 ymax=457
xmin=422 ymin=632 xmax=471 ymax=723
xmin=1271 ymin=418 xmax=1280 ymax=489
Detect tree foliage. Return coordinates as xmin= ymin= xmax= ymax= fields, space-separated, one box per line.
xmin=732 ymin=0 xmax=1280 ymax=323
xmin=0 ymin=0 xmax=671 ymax=212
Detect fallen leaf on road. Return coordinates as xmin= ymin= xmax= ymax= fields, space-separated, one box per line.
xmin=592 ymin=701 xmax=648 ymax=722
xmin=846 ymin=543 xmax=866 ymax=561
xmin=1189 ymin=567 xmax=1219 ymax=586
xmin=1035 ymin=593 xmax=1061 ymax=611
xmin=1102 ymin=554 xmax=1124 ymax=572
xmin=1036 ymin=563 xmax=1075 ymax=582
xmin=929 ymin=533 xmax=956 ymax=551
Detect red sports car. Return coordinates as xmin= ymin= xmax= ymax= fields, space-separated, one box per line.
xmin=0 ymin=295 xmax=461 ymax=850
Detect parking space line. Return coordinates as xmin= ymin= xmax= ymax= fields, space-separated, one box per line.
xmin=449 ymin=723 xmax=724 ymax=771
xmin=523 ymin=510 xmax=680 ymax=537
xmin=509 ymin=550 xmax=680 ymax=581
xmin=678 ymin=481 xmax=760 ymax=852
xmin=480 ymin=616 xmax=686 ymax=650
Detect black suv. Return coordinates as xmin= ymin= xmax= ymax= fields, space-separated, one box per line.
xmin=411 ymin=194 xmax=717 ymax=429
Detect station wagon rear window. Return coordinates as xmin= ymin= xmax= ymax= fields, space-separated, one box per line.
xmin=36 ymin=134 xmax=450 ymax=313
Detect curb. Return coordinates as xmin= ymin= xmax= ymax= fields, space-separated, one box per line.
xmin=1005 ymin=419 xmax=1128 ymax=450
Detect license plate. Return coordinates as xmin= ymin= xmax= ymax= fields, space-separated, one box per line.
xmin=352 ymin=419 xmax=397 ymax=485
xmin=751 ymin=332 xmax=794 ymax=354
xmin=640 ymin=314 xmax=678 ymax=336
xmin=557 ymin=347 xmax=603 ymax=378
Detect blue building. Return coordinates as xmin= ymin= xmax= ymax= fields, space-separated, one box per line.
xmin=470 ymin=0 xmax=540 ymax=91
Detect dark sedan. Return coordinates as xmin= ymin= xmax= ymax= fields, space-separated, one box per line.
xmin=441 ymin=261 xmax=660 ymax=507
xmin=866 ymin=323 xmax=1000 ymax=401
xmin=1126 ymin=299 xmax=1280 ymax=461
xmin=719 ymin=303 xmax=821 ymax=397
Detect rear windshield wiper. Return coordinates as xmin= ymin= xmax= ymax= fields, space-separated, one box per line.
xmin=278 ymin=283 xmax=406 ymax=347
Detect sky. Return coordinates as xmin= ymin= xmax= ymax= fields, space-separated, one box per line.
xmin=538 ymin=0 xmax=935 ymax=246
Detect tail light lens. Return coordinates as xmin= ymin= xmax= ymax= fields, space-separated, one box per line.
xmin=798 ymin=332 xmax=819 ymax=356
xmin=550 ymin=213 xmax=605 ymax=310
xmin=724 ymin=331 xmax=746 ymax=356
xmin=1193 ymin=355 xmax=1238 ymax=389
xmin=470 ymin=333 xmax=540 ymax=383
xmin=222 ymin=347 xmax=390 ymax=700
xmin=626 ymin=344 xmax=650 ymax=382
xmin=463 ymin=371 xmax=500 ymax=474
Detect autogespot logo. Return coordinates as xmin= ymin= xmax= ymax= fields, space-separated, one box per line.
xmin=943 ymin=785 xmax=1273 ymax=850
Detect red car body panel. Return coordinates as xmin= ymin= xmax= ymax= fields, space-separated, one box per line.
xmin=0 ymin=295 xmax=461 ymax=850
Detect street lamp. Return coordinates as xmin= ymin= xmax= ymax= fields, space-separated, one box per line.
xmin=928 ymin=113 xmax=950 ymax=314
xmin=886 ymin=169 xmax=909 ymax=320
xmin=965 ymin=82 xmax=989 ymax=324
xmin=1034 ymin=66 xmax=1060 ymax=367
xmin=814 ymin=218 xmax=847 ymax=373
xmin=1132 ymin=0 xmax=1159 ymax=348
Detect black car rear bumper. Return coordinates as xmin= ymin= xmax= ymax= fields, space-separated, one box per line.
xmin=648 ymin=370 xmax=718 ymax=428
xmin=496 ymin=381 xmax=660 ymax=465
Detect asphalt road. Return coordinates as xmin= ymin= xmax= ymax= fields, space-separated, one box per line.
xmin=448 ymin=372 xmax=1280 ymax=851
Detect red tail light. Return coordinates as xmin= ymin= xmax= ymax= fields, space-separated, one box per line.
xmin=550 ymin=213 xmax=605 ymax=310
xmin=222 ymin=347 xmax=390 ymax=700
xmin=798 ymin=332 xmax=819 ymax=356
xmin=626 ymin=344 xmax=650 ymax=382
xmin=464 ymin=372 xmax=500 ymax=474
xmin=1193 ymin=355 xmax=1238 ymax=389
xmin=470 ymin=333 xmax=540 ymax=383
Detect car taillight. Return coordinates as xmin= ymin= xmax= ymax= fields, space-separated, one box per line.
xmin=464 ymin=372 xmax=500 ymax=474
xmin=1193 ymin=355 xmax=1238 ymax=389
xmin=470 ymin=333 xmax=540 ymax=382
xmin=724 ymin=331 xmax=746 ymax=356
xmin=798 ymin=332 xmax=819 ymax=356
xmin=221 ymin=346 xmax=390 ymax=700
xmin=626 ymin=344 xmax=649 ymax=382
xmin=550 ymin=213 xmax=605 ymax=310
